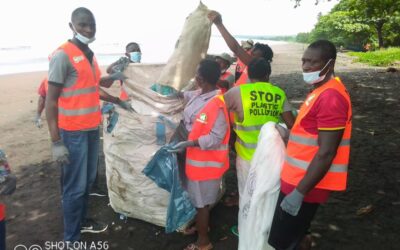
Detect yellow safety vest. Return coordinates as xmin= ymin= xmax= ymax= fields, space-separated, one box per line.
xmin=234 ymin=82 xmax=286 ymax=160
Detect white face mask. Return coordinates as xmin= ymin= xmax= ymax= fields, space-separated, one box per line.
xmin=72 ymin=24 xmax=96 ymax=44
xmin=302 ymin=59 xmax=332 ymax=85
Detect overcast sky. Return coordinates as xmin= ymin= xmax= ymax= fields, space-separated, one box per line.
xmin=0 ymin=0 xmax=337 ymax=48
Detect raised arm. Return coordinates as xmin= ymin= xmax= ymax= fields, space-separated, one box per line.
xmin=208 ymin=11 xmax=253 ymax=65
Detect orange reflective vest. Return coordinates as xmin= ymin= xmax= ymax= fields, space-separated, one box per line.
xmin=281 ymin=77 xmax=352 ymax=191
xmin=186 ymin=95 xmax=230 ymax=181
xmin=236 ymin=58 xmax=246 ymax=76
xmin=119 ymin=82 xmax=129 ymax=101
xmin=235 ymin=67 xmax=249 ymax=87
xmin=218 ymin=71 xmax=234 ymax=94
xmin=0 ymin=204 xmax=4 ymax=221
xmin=56 ymin=42 xmax=101 ymax=131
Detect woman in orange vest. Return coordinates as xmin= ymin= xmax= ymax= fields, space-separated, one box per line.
xmin=268 ymin=40 xmax=352 ymax=250
xmin=0 ymin=149 xmax=17 ymax=250
xmin=168 ymin=59 xmax=230 ymax=250
xmin=208 ymin=11 xmax=273 ymax=86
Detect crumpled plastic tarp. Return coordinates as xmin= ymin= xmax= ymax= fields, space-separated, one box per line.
xmin=143 ymin=146 xmax=196 ymax=233
xmin=238 ymin=122 xmax=286 ymax=250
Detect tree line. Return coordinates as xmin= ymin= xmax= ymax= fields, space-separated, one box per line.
xmin=295 ymin=0 xmax=400 ymax=50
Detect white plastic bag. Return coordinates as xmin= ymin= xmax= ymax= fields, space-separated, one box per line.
xmin=238 ymin=122 xmax=286 ymax=250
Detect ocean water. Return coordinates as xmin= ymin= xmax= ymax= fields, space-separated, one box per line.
xmin=0 ymin=36 xmax=287 ymax=76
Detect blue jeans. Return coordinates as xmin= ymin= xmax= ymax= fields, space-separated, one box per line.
xmin=60 ymin=129 xmax=99 ymax=241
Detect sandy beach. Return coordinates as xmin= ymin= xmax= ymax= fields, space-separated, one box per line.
xmin=1 ymin=42 xmax=399 ymax=249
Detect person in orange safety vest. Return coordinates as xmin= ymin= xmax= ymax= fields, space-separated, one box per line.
xmin=45 ymin=7 xmax=134 ymax=242
xmin=207 ymin=11 xmax=273 ymax=87
xmin=268 ymin=40 xmax=352 ymax=250
xmin=34 ymin=77 xmax=49 ymax=128
xmin=168 ymin=59 xmax=230 ymax=250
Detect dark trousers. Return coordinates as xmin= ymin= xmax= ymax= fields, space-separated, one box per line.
xmin=268 ymin=192 xmax=319 ymax=250
xmin=0 ymin=219 xmax=5 ymax=250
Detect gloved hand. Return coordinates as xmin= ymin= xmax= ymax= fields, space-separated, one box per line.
xmin=280 ymin=188 xmax=304 ymax=216
xmin=109 ymin=72 xmax=127 ymax=81
xmin=275 ymin=124 xmax=289 ymax=142
xmin=0 ymin=174 xmax=16 ymax=195
xmin=117 ymin=100 xmax=135 ymax=112
xmin=52 ymin=140 xmax=70 ymax=165
xmin=34 ymin=113 xmax=42 ymax=128
xmin=167 ymin=141 xmax=196 ymax=153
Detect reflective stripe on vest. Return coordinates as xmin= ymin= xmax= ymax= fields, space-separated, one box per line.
xmin=186 ymin=95 xmax=230 ymax=181
xmin=60 ymin=86 xmax=97 ymax=98
xmin=234 ymin=82 xmax=286 ymax=161
xmin=56 ymin=42 xmax=101 ymax=131
xmin=59 ymin=106 xmax=100 ymax=116
xmin=281 ymin=77 xmax=352 ymax=191
xmin=186 ymin=159 xmax=225 ymax=168
xmin=289 ymin=134 xmax=351 ymax=147
xmin=285 ymin=155 xmax=348 ymax=173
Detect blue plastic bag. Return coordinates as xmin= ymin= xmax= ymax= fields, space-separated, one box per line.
xmin=143 ymin=146 xmax=196 ymax=233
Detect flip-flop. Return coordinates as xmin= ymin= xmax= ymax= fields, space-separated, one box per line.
xmin=231 ymin=225 xmax=239 ymax=237
xmin=184 ymin=243 xmax=213 ymax=250
xmin=181 ymin=226 xmax=210 ymax=236
xmin=182 ymin=225 xmax=197 ymax=235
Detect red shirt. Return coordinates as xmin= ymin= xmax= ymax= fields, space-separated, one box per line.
xmin=281 ymin=88 xmax=349 ymax=203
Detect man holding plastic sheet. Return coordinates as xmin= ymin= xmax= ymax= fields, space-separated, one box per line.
xmin=222 ymin=57 xmax=295 ymax=236
xmin=46 ymin=7 xmax=133 ymax=242
xmin=268 ymin=40 xmax=352 ymax=250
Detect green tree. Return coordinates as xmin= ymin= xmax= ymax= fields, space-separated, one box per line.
xmin=348 ymin=0 xmax=400 ymax=48
xmin=296 ymin=0 xmax=400 ymax=47
xmin=296 ymin=32 xmax=311 ymax=43
xmin=309 ymin=10 xmax=371 ymax=49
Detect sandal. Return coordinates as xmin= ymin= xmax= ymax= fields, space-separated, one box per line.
xmin=182 ymin=225 xmax=197 ymax=235
xmin=184 ymin=243 xmax=213 ymax=250
xmin=182 ymin=225 xmax=210 ymax=236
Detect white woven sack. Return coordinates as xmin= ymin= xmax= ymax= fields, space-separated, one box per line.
xmin=156 ymin=2 xmax=211 ymax=90
xmin=104 ymin=64 xmax=185 ymax=226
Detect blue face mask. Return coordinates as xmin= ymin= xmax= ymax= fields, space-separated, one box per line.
xmin=129 ymin=52 xmax=141 ymax=63
xmin=72 ymin=24 xmax=95 ymax=44
xmin=302 ymin=59 xmax=332 ymax=85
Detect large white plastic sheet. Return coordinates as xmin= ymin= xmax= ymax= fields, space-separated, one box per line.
xmin=238 ymin=122 xmax=286 ymax=250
